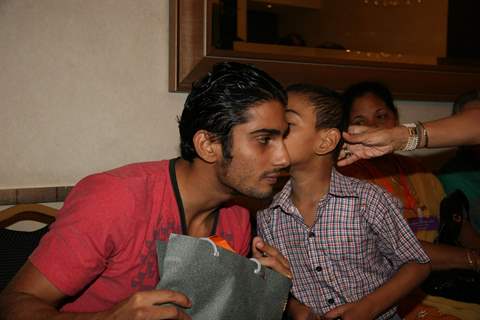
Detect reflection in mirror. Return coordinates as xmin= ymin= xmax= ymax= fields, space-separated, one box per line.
xmin=212 ymin=0 xmax=479 ymax=66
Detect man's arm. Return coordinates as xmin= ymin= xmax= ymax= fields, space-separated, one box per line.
xmin=323 ymin=261 xmax=430 ymax=320
xmin=0 ymin=261 xmax=192 ymax=320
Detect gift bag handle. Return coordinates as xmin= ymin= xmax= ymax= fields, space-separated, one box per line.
xmin=200 ymin=237 xmax=220 ymax=256
xmin=200 ymin=237 xmax=262 ymax=274
xmin=249 ymin=258 xmax=262 ymax=274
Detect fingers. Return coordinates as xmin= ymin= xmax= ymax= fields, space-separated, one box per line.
xmin=141 ymin=289 xmax=191 ymax=308
xmin=252 ymin=236 xmax=293 ymax=279
xmin=154 ymin=305 xmax=191 ymax=320
xmin=347 ymin=125 xmax=370 ymax=135
xmin=111 ymin=290 xmax=192 ymax=320
xmin=323 ymin=305 xmax=345 ymax=320
xmin=337 ymin=153 xmax=361 ymax=167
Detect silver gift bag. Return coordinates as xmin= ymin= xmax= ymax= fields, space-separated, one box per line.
xmin=156 ymin=234 xmax=291 ymax=320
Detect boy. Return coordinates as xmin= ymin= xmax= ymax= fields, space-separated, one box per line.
xmin=257 ymin=84 xmax=430 ymax=320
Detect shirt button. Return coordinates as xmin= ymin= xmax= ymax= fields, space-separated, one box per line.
xmin=315 ymin=266 xmax=322 ymax=272
xmin=308 ymin=231 xmax=315 ymax=238
xmin=327 ymin=298 xmax=335 ymax=305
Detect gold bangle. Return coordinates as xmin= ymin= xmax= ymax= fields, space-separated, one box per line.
xmin=400 ymin=123 xmax=419 ymax=151
xmin=416 ymin=121 xmax=429 ymax=148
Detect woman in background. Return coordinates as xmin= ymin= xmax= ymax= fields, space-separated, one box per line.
xmin=338 ymin=81 xmax=480 ymax=320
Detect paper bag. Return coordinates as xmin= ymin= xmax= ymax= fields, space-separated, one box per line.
xmin=156 ymin=234 xmax=291 ymax=320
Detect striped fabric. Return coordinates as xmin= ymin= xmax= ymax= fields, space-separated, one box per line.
xmin=257 ymin=168 xmax=430 ymax=319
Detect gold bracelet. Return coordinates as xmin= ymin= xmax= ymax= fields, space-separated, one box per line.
xmin=416 ymin=121 xmax=429 ymax=148
xmin=400 ymin=123 xmax=419 ymax=151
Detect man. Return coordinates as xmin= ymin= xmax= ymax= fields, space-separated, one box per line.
xmin=0 ymin=62 xmax=292 ymax=320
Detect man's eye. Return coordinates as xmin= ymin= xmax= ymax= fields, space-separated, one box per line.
xmin=258 ymin=136 xmax=271 ymax=144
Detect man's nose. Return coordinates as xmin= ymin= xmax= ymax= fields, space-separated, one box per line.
xmin=274 ymin=142 xmax=290 ymax=168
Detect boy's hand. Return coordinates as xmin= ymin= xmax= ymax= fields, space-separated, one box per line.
xmin=251 ymin=236 xmax=292 ymax=279
xmin=324 ymin=300 xmax=374 ymax=320
xmin=286 ymin=296 xmax=323 ymax=320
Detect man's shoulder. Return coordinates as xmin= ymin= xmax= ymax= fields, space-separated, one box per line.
xmin=104 ymin=160 xmax=170 ymax=179
xmin=68 ymin=160 xmax=173 ymax=211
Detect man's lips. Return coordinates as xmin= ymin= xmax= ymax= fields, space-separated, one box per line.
xmin=262 ymin=173 xmax=281 ymax=184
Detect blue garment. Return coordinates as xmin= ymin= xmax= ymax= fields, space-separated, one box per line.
xmin=438 ymin=149 xmax=480 ymax=233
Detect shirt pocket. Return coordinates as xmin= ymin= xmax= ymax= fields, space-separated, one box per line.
xmin=320 ymin=223 xmax=372 ymax=266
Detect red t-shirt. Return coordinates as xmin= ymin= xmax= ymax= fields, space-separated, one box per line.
xmin=30 ymin=160 xmax=251 ymax=312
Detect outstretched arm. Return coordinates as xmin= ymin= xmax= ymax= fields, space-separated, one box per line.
xmin=0 ymin=261 xmax=192 ymax=320
xmin=338 ymin=106 xmax=480 ymax=166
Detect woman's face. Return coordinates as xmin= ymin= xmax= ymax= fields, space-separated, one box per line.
xmin=349 ymin=92 xmax=398 ymax=129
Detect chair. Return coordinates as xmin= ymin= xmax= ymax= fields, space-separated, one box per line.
xmin=0 ymin=204 xmax=57 ymax=291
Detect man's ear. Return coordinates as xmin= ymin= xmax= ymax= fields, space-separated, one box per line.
xmin=193 ymin=130 xmax=222 ymax=163
xmin=314 ymin=128 xmax=341 ymax=155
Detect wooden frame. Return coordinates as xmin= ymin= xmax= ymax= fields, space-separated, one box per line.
xmin=169 ymin=0 xmax=480 ymax=101
xmin=0 ymin=204 xmax=57 ymax=228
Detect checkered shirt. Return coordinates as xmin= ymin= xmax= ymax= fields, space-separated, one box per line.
xmin=257 ymin=168 xmax=430 ymax=319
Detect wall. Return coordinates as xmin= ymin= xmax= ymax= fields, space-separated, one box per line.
xmin=1 ymin=0 xmax=453 ymax=191
xmin=1 ymin=0 xmax=186 ymax=189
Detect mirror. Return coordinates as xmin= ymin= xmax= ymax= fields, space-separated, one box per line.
xmin=170 ymin=0 xmax=480 ymax=101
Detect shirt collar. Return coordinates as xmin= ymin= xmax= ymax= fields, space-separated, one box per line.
xmin=269 ymin=167 xmax=357 ymax=211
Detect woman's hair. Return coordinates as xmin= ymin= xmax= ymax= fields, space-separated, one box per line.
xmin=452 ymin=90 xmax=480 ymax=115
xmin=178 ymin=62 xmax=286 ymax=162
xmin=343 ymin=81 xmax=399 ymax=120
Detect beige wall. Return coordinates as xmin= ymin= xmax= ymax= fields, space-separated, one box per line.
xmin=0 ymin=0 xmax=453 ymax=189
xmin=1 ymin=0 xmax=186 ymax=188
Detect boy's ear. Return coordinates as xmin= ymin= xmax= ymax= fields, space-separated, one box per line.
xmin=193 ymin=130 xmax=222 ymax=163
xmin=314 ymin=128 xmax=341 ymax=156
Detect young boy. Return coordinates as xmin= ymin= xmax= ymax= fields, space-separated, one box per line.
xmin=257 ymin=84 xmax=431 ymax=320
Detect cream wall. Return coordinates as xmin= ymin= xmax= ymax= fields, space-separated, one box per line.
xmin=0 ymin=0 xmax=453 ymax=189
xmin=1 ymin=0 xmax=186 ymax=188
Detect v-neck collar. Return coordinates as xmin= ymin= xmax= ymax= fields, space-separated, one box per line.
xmin=169 ymin=158 xmax=219 ymax=236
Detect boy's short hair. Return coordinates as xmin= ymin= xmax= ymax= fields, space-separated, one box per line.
xmin=178 ymin=62 xmax=287 ymax=162
xmin=286 ymin=83 xmax=346 ymax=156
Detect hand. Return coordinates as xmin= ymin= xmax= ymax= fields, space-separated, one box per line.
xmin=286 ymin=296 xmax=323 ymax=320
xmin=103 ymin=289 xmax=192 ymax=320
xmin=251 ymin=236 xmax=292 ymax=279
xmin=324 ymin=301 xmax=375 ymax=320
xmin=337 ymin=125 xmax=407 ymax=166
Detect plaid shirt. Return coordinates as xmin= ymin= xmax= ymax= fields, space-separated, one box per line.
xmin=257 ymin=168 xmax=430 ymax=319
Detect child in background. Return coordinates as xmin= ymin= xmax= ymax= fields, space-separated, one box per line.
xmin=257 ymin=84 xmax=431 ymax=320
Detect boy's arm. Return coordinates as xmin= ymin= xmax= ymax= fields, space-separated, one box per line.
xmin=323 ymin=261 xmax=430 ymax=320
xmin=286 ymin=296 xmax=322 ymax=320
